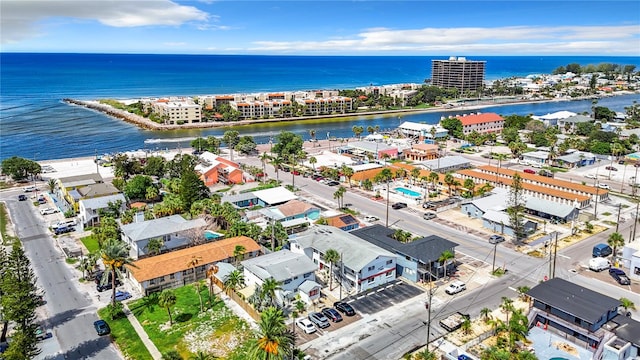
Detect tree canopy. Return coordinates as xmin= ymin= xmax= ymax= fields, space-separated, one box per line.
xmin=271 ymin=131 xmax=304 ymax=159
xmin=440 ymin=118 xmax=463 ymax=139
xmin=1 ymin=156 xmax=41 ymax=181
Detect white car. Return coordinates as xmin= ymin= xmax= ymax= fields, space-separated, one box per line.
xmin=597 ymin=183 xmax=610 ymax=190
xmin=296 ymin=318 xmax=317 ymax=334
xmin=445 ymin=280 xmax=466 ymax=295
xmin=585 ymin=173 xmax=597 ymax=179
xmin=40 ymin=208 xmax=59 ymax=215
xmin=364 ymin=215 xmax=379 ymax=222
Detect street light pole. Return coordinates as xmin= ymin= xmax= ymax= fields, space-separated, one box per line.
xmin=385 ymin=178 xmax=390 ymax=228
xmin=491 ymin=242 xmax=498 ymax=274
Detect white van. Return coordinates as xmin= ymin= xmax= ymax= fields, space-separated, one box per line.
xmin=23 ymin=185 xmax=37 ymax=192
xmin=588 ymin=257 xmax=611 ymax=272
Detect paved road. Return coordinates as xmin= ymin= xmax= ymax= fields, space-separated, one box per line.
xmin=2 ymin=189 xmax=121 ymax=360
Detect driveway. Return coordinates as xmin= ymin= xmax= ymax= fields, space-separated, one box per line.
xmin=344 ymin=280 xmax=424 ymax=316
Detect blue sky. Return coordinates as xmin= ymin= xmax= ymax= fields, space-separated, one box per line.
xmin=2 ymin=0 xmax=639 ymax=55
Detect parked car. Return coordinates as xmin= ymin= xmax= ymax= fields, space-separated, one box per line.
xmin=96 ymin=279 xmax=121 ymax=292
xmin=597 ymin=183 xmax=610 ymax=190
xmin=308 ymin=312 xmax=330 ymax=329
xmin=618 ymin=160 xmax=626 ymax=165
xmin=423 ymin=212 xmax=437 ymax=220
xmin=18 ymin=194 xmax=28 ymax=201
xmin=445 ymin=280 xmax=466 ymax=295
xmin=609 ymin=268 xmax=631 ymax=285
xmin=114 ymin=291 xmax=132 ymax=301
xmin=40 ymin=208 xmax=59 ymax=215
xmin=364 ymin=215 xmax=379 ymax=222
xmin=592 ymin=243 xmax=613 ymax=258
xmin=37 ymin=197 xmax=47 ymax=204
xmin=321 ymin=308 xmax=343 ymax=323
xmin=489 ymin=235 xmax=505 ymax=244
xmin=296 ymin=318 xmax=317 ymax=334
xmin=392 ymin=202 xmax=408 ymax=210
xmin=585 ymin=173 xmax=597 ymax=179
xmin=538 ymin=170 xmax=553 ymax=178
xmin=588 ymin=257 xmax=611 ymax=272
xmin=52 ymin=219 xmax=76 ymax=230
xmin=325 ymin=180 xmax=340 ymax=186
xmin=523 ymin=169 xmax=536 ymax=174
xmin=605 ymin=166 xmax=618 ymax=171
xmin=93 ymin=320 xmax=111 ymax=336
xmin=312 ymin=174 xmax=324 ymax=181
xmin=35 ymin=325 xmax=48 ymax=341
xmin=333 ymin=301 xmax=356 ymax=316
xmin=54 ymin=226 xmax=75 ymax=235
xmin=23 ymin=185 xmax=37 ymax=192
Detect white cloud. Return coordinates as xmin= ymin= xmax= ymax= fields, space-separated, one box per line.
xmin=249 ymin=25 xmax=640 ymax=55
xmin=1 ymin=0 xmax=210 ymax=43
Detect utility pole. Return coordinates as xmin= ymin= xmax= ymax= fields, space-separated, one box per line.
xmin=491 ymin=242 xmax=498 ymax=274
xmin=594 ymin=186 xmax=599 ymax=219
xmin=339 ymin=252 xmax=344 ymax=301
xmin=616 ymin=203 xmax=622 ymax=232
xmin=552 ymin=232 xmax=559 ymax=278
xmin=632 ymin=200 xmax=640 ymax=243
xmin=385 ymin=178 xmax=390 ymax=228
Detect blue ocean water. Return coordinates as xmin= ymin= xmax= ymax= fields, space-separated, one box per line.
xmin=1 ymin=53 xmax=639 ymax=160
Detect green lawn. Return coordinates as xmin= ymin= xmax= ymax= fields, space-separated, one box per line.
xmin=81 ymin=235 xmax=100 ymax=253
xmin=129 ymin=285 xmax=254 ymax=359
xmin=97 ymin=307 xmax=153 ymax=360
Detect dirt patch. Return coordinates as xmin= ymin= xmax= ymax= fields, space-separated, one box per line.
xmin=553 ymin=341 xmax=579 ymax=356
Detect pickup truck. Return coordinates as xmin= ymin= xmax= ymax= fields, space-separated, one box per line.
xmin=439 ymin=312 xmax=470 ymax=332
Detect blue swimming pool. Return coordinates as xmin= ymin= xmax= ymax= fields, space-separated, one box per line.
xmin=394 ymin=187 xmax=421 ymax=198
xmin=204 ymin=231 xmax=223 ymax=240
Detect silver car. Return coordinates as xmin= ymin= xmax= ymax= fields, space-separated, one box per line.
xmin=308 ymin=312 xmax=330 ymax=329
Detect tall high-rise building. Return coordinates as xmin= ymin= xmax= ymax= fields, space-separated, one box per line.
xmin=431 ymin=57 xmax=486 ymax=93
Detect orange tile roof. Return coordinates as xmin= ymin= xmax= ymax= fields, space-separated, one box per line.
xmin=412 ymin=143 xmax=439 ymax=152
xmin=277 ymin=200 xmax=317 ymax=217
xmin=127 ymin=236 xmax=260 ymax=283
xmin=476 ymin=165 xmax=604 ymax=195
xmin=456 ymin=113 xmax=504 ymax=126
xmin=457 ymin=169 xmax=591 ymax=202
xmin=216 ymin=95 xmax=235 ymax=100
xmin=326 ymin=214 xmax=359 ymax=229
xmin=351 ymin=167 xmax=386 ymax=182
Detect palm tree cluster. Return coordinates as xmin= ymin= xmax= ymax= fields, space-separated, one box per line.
xmin=480 ymin=297 xmax=534 ymax=359
xmin=248 ymin=307 xmax=297 ymax=360
xmin=248 ymin=278 xmax=282 ymax=312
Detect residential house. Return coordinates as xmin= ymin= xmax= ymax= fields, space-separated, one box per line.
xmin=351 ymin=225 xmax=458 ymax=282
xmin=120 ymin=215 xmax=208 ymax=259
xmin=461 ymin=188 xmax=509 ymax=219
xmin=527 ymin=278 xmax=621 ymax=350
xmin=602 ymin=315 xmax=640 ymax=360
xmin=324 ymin=213 xmax=361 ymax=231
xmin=416 ymin=155 xmax=471 ymax=173
xmin=450 ymin=112 xmax=504 ymax=136
xmin=558 ymin=114 xmax=593 ymax=133
xmin=521 ymin=151 xmax=549 ymax=166
xmin=482 ymin=209 xmax=537 ymax=238
xmin=404 ymin=143 xmax=440 ymax=162
xmin=258 ymin=199 xmax=321 ymax=234
xmin=290 ymin=225 xmax=397 ymax=294
xmin=127 ymin=236 xmax=261 ymax=295
xmin=222 ymin=186 xmax=298 ymax=209
xmin=56 ymin=173 xmax=120 ymax=212
xmin=620 ymin=240 xmax=640 ymax=280
xmin=532 ymin=110 xmax=577 ymax=127
xmin=241 ymin=250 xmax=320 ymax=305
xmin=78 ymin=193 xmax=127 ymax=229
xmin=554 ymin=151 xmax=596 ymax=168
xmin=196 ymin=152 xmax=247 ymax=186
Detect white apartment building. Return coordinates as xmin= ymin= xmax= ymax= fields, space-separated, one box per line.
xmin=149 ymin=98 xmax=202 ymax=124
xmin=295 ymin=97 xmax=353 ymax=116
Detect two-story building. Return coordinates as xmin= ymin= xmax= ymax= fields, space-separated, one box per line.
xmin=120 ymin=215 xmax=208 ymax=259
xmin=290 ymin=225 xmax=397 ymax=294
xmin=127 ymin=236 xmax=261 ymax=295
xmin=78 ymin=193 xmax=127 ymax=229
xmin=450 ymin=112 xmax=504 ymax=136
xmin=56 ymin=173 xmax=120 ymax=213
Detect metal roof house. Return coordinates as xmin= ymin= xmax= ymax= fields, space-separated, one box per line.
xmin=289 ymin=225 xmax=397 ymax=294
xmin=121 ymin=215 xmax=207 ymax=259
xmin=351 ymin=224 xmax=458 ymax=282
xmin=78 ymin=193 xmax=126 ymax=229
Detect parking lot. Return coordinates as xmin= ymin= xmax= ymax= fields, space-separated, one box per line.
xmin=577 ymin=265 xmax=639 ymax=293
xmin=345 ymin=280 xmax=424 ymax=315
xmin=295 ymin=310 xmax=362 ymax=344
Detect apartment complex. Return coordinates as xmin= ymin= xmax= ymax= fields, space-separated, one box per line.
xmin=448 ymin=112 xmax=504 ymax=135
xmin=431 ymin=57 xmax=486 ymax=93
xmin=145 ymin=98 xmax=202 ymax=124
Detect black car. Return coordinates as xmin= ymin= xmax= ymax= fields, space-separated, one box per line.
xmin=54 ymin=226 xmax=74 ymax=235
xmin=18 ymin=194 xmax=28 ymax=201
xmin=321 ymin=308 xmax=343 ymax=322
xmin=391 ymin=202 xmax=407 ymax=210
xmin=93 ymin=320 xmax=110 ymax=336
xmin=333 ymin=301 xmax=356 ymax=316
xmin=96 ymin=279 xmax=121 ymax=292
xmin=538 ymin=170 xmax=554 ymax=178
xmin=325 ymin=180 xmax=340 ymax=186
xmin=609 ymin=268 xmax=631 ymax=285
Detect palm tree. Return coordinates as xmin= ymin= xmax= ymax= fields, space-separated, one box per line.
xmin=323 ymin=249 xmax=340 ymax=291
xmin=47 ymin=178 xmax=57 ymax=193
xmin=271 ymin=157 xmax=282 ymax=181
xmin=480 ymin=307 xmax=492 ymax=323
xmin=223 ymin=270 xmax=245 ymax=295
xmin=187 ymin=255 xmax=205 ymax=312
xmin=410 ymin=168 xmax=421 ymax=186
xmin=101 ymin=239 xmax=137 ymax=306
xmin=413 ymin=349 xmax=436 ymax=360
xmin=374 ymin=168 xmax=394 ymax=227
xmin=248 ymin=307 xmax=295 ymax=359
xmin=516 ymin=286 xmax=531 ymax=301
xmin=461 ymin=318 xmax=472 ymax=335
xmin=144 ymin=237 xmax=164 ymax=256
xmin=259 ymin=152 xmax=270 ymax=182
xmin=352 ymin=125 xmax=364 ymax=139
xmin=233 ymin=245 xmax=246 ymax=267
xmin=607 ymin=232 xmax=625 ymax=262
xmin=341 ymin=165 xmax=354 ymax=187
xmin=620 ymin=297 xmax=636 ymax=312
xmin=189 ymin=351 xmax=217 ymax=360
xmin=333 ymin=186 xmax=346 ymax=208
xmin=438 ymin=250 xmax=454 ymax=279
xmin=308 ymin=129 xmax=316 ymax=143
xmin=206 ymin=264 xmax=219 ymax=297
xmin=262 ymin=278 xmax=283 ymax=308
xmin=309 ymin=156 xmax=317 ymax=172
xmin=463 ymin=178 xmax=475 ymax=198
xmin=159 ymin=289 xmax=177 ymax=326
xmin=443 ymin=173 xmax=457 ymax=198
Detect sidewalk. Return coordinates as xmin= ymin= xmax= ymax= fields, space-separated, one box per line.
xmin=123 ymin=304 xmax=163 ymax=360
